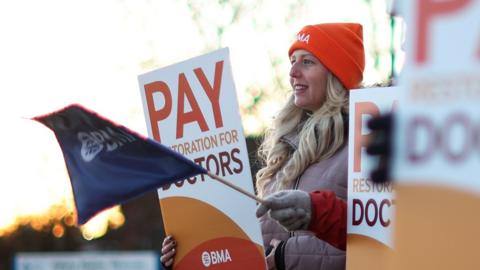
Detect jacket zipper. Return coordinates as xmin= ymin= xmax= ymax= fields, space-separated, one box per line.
xmin=289 ymin=176 xmax=301 ymax=237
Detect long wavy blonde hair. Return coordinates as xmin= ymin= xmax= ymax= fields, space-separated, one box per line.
xmin=256 ymin=73 xmax=349 ymax=197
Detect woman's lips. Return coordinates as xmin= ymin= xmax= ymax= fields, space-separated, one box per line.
xmin=294 ymin=84 xmax=308 ymax=94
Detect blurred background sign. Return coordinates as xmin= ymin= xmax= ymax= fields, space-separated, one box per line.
xmin=14 ymin=251 xmax=160 ymax=270
xmin=392 ymin=1 xmax=480 ymax=269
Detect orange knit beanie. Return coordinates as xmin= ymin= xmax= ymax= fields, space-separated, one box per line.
xmin=288 ymin=23 xmax=365 ymax=90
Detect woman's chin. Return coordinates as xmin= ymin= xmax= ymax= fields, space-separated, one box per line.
xmin=294 ymin=98 xmax=308 ymax=110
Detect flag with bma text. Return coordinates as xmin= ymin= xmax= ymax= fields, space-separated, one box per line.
xmin=33 ymin=104 xmax=207 ymax=225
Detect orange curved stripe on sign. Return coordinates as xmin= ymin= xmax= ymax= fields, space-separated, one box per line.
xmin=160 ymin=196 xmax=264 ymax=267
xmin=393 ymin=184 xmax=480 ymax=270
xmin=346 ymin=234 xmax=393 ymax=270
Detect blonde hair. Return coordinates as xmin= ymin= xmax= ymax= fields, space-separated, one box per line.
xmin=256 ymin=73 xmax=349 ymax=197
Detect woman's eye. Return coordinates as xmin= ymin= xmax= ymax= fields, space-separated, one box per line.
xmin=303 ymin=59 xmax=314 ymax=64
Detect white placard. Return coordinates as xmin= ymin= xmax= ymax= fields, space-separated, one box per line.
xmin=348 ymin=87 xmax=399 ymax=248
xmin=138 ymin=48 xmax=265 ymax=269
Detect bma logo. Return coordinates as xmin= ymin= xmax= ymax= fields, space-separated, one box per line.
xmin=296 ymin=33 xmax=310 ymax=44
xmin=201 ymin=249 xmax=232 ymax=267
xmin=78 ymin=127 xmax=136 ymax=162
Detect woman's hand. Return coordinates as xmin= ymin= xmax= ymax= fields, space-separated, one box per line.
xmin=256 ymin=190 xmax=312 ymax=231
xmin=160 ymin=235 xmax=177 ymax=268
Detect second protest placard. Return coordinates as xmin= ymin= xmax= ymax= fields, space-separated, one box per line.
xmin=138 ymin=48 xmax=266 ymax=270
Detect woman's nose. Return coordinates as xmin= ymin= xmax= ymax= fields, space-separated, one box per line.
xmin=289 ymin=63 xmax=301 ymax=78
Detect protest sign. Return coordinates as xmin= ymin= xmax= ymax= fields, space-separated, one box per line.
xmin=138 ymin=48 xmax=265 ymax=269
xmin=391 ymin=1 xmax=480 ymax=269
xmin=347 ymin=87 xmax=398 ymax=270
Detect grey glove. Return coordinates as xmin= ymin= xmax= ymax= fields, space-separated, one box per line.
xmin=256 ymin=190 xmax=312 ymax=231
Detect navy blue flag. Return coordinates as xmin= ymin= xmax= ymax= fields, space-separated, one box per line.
xmin=34 ymin=104 xmax=208 ymax=225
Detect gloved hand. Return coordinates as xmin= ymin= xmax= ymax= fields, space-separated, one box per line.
xmin=256 ymin=190 xmax=312 ymax=231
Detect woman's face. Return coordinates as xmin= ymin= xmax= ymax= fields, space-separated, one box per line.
xmin=289 ymin=49 xmax=329 ymax=112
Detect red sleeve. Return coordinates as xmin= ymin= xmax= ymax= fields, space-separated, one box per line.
xmin=307 ymin=190 xmax=347 ymax=251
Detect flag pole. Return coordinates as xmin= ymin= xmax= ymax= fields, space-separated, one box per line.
xmin=206 ymin=172 xmax=265 ymax=204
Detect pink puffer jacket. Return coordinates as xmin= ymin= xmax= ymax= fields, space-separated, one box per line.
xmin=259 ymin=135 xmax=348 ymax=270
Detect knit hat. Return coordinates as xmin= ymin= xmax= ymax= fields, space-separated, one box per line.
xmin=288 ymin=23 xmax=365 ymax=90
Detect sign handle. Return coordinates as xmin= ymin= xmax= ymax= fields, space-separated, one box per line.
xmin=207 ymin=171 xmax=265 ymax=204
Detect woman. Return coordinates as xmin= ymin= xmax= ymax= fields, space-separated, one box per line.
xmin=255 ymin=22 xmax=364 ymax=270
xmin=161 ymin=23 xmax=365 ymax=270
